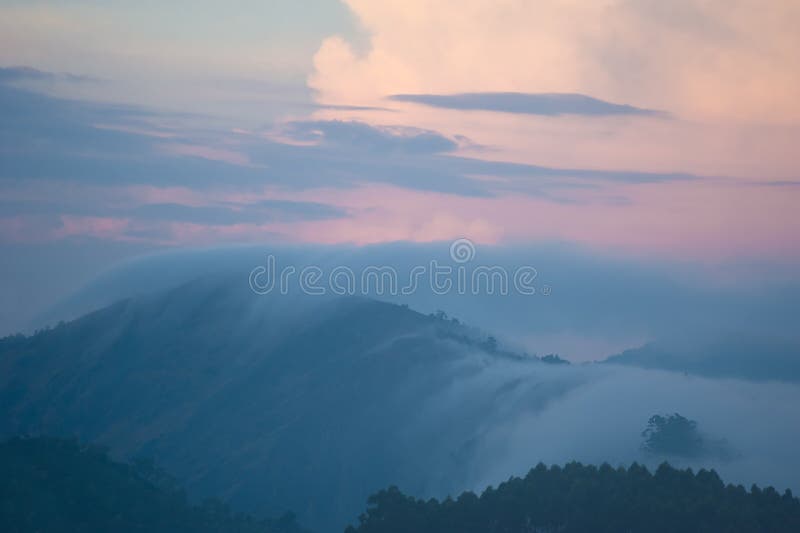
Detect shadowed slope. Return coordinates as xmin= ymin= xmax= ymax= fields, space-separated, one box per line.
xmin=0 ymin=277 xmax=568 ymax=532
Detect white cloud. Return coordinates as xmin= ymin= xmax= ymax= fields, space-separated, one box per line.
xmin=311 ymin=0 xmax=800 ymax=123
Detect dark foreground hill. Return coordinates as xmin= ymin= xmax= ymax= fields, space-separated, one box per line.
xmin=347 ymin=462 xmax=800 ymax=533
xmin=0 ymin=436 xmax=305 ymax=533
xmin=0 ymin=277 xmax=569 ymax=532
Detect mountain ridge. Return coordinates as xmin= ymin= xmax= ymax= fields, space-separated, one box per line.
xmin=0 ymin=276 xmax=569 ymax=532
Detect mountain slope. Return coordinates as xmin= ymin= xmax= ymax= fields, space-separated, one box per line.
xmin=0 ymin=436 xmax=306 ymax=533
xmin=0 ymin=276 xmax=569 ymax=532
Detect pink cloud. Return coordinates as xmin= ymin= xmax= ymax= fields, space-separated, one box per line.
xmin=125 ymin=185 xmax=208 ymax=206
xmin=159 ymin=143 xmax=252 ymax=167
xmin=92 ymin=123 xmax=178 ymax=139
xmin=4 ymin=176 xmax=797 ymax=263
xmin=261 ymin=180 xmax=800 ymax=261
xmin=56 ymin=216 xmax=132 ymax=240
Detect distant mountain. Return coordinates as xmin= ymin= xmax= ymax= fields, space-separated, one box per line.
xmin=0 ymin=436 xmax=306 ymax=533
xmin=604 ymin=338 xmax=800 ymax=382
xmin=345 ymin=462 xmax=800 ymax=533
xmin=0 ymin=276 xmax=570 ymax=532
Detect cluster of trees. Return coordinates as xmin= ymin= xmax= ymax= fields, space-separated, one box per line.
xmin=0 ymin=436 xmax=306 ymax=533
xmin=428 ymin=309 xmax=569 ymax=364
xmin=642 ymin=413 xmax=705 ymax=457
xmin=642 ymin=413 xmax=734 ymax=460
xmin=346 ymin=462 xmax=800 ymax=533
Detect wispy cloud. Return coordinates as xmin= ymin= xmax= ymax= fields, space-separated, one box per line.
xmin=0 ymin=65 xmax=99 ymax=85
xmin=389 ymin=92 xmax=665 ymax=117
xmin=0 ymin=79 xmax=697 ymax=201
xmin=130 ymin=200 xmax=347 ymax=226
xmin=280 ymin=120 xmax=459 ymax=154
xmin=3 ymin=67 xmax=796 ymax=259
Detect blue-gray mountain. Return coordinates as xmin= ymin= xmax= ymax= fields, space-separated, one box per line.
xmin=0 ymin=277 xmax=571 ymax=532
xmin=2 ymin=277 xmax=800 ymax=532
xmin=604 ymin=339 xmax=800 ymax=382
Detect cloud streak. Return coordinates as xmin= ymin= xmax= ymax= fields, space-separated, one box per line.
xmin=0 ymin=82 xmax=696 ymax=200
xmin=390 ymin=92 xmax=665 ymax=117
xmin=130 ymin=200 xmax=348 ymax=226
xmin=1 ymin=67 xmax=797 ymax=261
xmin=280 ymin=119 xmax=458 ymax=154
xmin=0 ymin=65 xmax=98 ymax=85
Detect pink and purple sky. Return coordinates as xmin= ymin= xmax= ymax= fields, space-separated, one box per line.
xmin=1 ymin=0 xmax=799 ymax=332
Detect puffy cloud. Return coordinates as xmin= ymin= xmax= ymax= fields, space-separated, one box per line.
xmin=310 ymin=0 xmax=800 ymax=123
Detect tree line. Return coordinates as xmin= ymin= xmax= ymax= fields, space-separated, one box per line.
xmin=346 ymin=461 xmax=800 ymax=533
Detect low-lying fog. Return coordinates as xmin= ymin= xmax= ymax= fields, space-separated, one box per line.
xmin=430 ymin=357 xmax=800 ymax=496
xmin=15 ymin=242 xmax=800 ymax=507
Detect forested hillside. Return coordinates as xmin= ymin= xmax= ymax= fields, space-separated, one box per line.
xmin=0 ymin=279 xmax=552 ymax=531
xmin=0 ymin=436 xmax=306 ymax=533
xmin=346 ymin=462 xmax=800 ymax=533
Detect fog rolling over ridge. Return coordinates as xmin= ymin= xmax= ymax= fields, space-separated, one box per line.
xmin=34 ymin=243 xmax=800 ymax=362
xmin=2 ymin=251 xmax=800 ymax=532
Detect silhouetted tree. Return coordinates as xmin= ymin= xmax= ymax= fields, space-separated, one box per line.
xmin=642 ymin=413 xmax=705 ymax=457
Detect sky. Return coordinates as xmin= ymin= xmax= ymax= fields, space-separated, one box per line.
xmin=1 ymin=0 xmax=799 ymax=334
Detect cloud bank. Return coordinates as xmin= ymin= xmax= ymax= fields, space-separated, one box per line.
xmin=311 ymin=0 xmax=800 ymax=124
